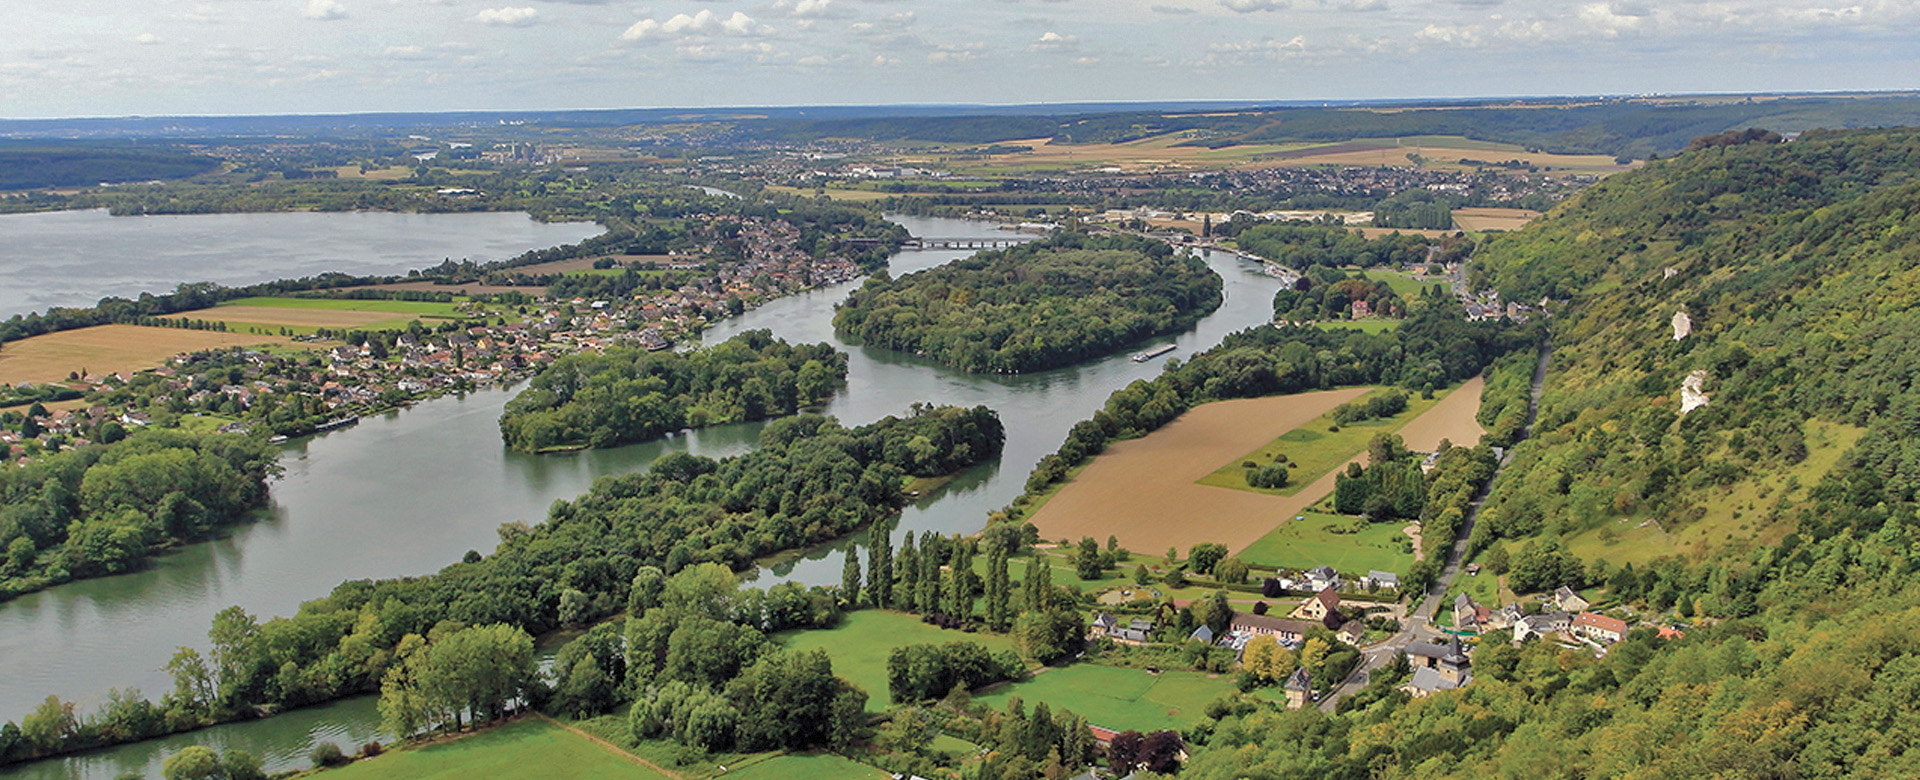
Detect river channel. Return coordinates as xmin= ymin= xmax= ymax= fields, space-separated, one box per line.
xmin=0 ymin=215 xmax=1284 ymax=779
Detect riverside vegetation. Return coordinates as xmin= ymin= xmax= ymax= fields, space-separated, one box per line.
xmin=498 ymin=330 xmax=848 ymax=452
xmin=0 ymin=430 xmax=278 ymax=600
xmin=0 ymin=404 xmax=1002 ymax=766
xmin=832 ymin=232 xmax=1223 ymax=373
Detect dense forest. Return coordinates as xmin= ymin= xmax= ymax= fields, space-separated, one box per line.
xmin=498 ymin=330 xmax=847 ymax=452
xmin=0 ymin=143 xmax=220 ymax=190
xmin=1230 ymin=223 xmax=1455 ymax=269
xmin=0 ymin=404 xmax=1003 ymax=765
xmin=0 ymin=431 xmax=279 ymax=601
xmin=1147 ymin=127 xmax=1920 ymax=778
xmin=833 ymin=233 xmax=1223 ymax=373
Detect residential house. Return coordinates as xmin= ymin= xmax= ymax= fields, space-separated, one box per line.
xmin=1116 ymin=618 xmax=1154 ymax=643
xmin=1229 ymin=613 xmax=1311 ymax=646
xmin=1401 ymin=636 xmax=1472 ymax=697
xmin=1572 ymin=612 xmax=1628 ymax=643
xmin=1291 ymin=587 xmax=1341 ymax=622
xmin=1488 ymin=603 xmax=1525 ymax=630
xmin=1283 ymin=668 xmax=1313 ymax=710
xmin=1452 ymin=593 xmax=1490 ymax=630
xmin=1336 ymin=622 xmax=1365 ymax=646
xmin=1512 ymin=611 xmax=1572 ymax=643
xmin=1306 ymin=565 xmax=1341 ymax=592
xmin=1091 ymin=613 xmax=1119 ymax=637
xmin=1554 ymin=586 xmax=1590 ymax=613
xmin=1363 ymin=570 xmax=1399 ymax=591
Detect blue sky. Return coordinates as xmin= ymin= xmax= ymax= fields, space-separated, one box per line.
xmin=4 ymin=0 xmax=1915 ymax=118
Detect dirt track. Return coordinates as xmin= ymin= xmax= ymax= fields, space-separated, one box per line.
xmin=1029 ymin=377 xmax=1486 ymax=556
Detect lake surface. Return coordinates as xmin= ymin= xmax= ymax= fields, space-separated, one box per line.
xmin=0 ymin=209 xmax=604 ymax=318
xmin=0 ymin=215 xmax=1283 ymax=779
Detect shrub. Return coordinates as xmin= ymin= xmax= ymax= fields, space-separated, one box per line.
xmin=309 ymin=742 xmax=347 ymax=769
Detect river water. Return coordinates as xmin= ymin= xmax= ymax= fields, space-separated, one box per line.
xmin=0 ymin=209 xmax=604 ymax=319
xmin=0 ymin=215 xmax=1283 ymax=779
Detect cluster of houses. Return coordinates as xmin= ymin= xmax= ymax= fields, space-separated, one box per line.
xmin=1453 ymin=586 xmax=1640 ymax=648
xmin=4 ymin=213 xmax=872 ymax=464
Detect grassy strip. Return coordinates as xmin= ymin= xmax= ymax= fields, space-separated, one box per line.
xmin=1196 ymin=386 xmax=1447 ymax=497
xmin=313 ymin=717 xmax=671 ymax=780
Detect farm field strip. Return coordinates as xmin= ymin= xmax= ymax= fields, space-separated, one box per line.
xmin=1030 ymin=378 xmax=1486 ymax=557
xmin=0 ymin=324 xmax=289 ymax=386
xmin=1026 ymin=388 xmax=1368 ymax=553
xmin=1196 ymin=386 xmax=1448 ymax=497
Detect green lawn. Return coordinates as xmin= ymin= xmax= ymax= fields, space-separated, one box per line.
xmin=219 ymin=296 xmax=471 ymax=317
xmin=1312 ymin=319 xmax=1402 ymax=334
xmin=319 ymin=718 xmax=669 ymax=780
xmin=975 ymin=664 xmax=1241 ymax=733
xmin=1235 ymin=510 xmax=1414 ymax=575
xmin=722 ymin=752 xmax=889 ymax=780
xmin=1356 ymin=268 xmax=1444 ymax=298
xmin=775 ymin=611 xmax=1017 ymax=711
xmin=1197 ymin=386 xmax=1446 ymax=497
xmin=1439 ymin=565 xmax=1503 ymax=629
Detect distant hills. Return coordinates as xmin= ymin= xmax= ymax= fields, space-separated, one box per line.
xmin=9 ymin=93 xmax=1920 ymax=160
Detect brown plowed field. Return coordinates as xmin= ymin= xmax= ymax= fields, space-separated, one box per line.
xmin=0 ymin=325 xmax=288 ymax=385
xmin=1031 ymin=376 xmax=1487 ymax=554
xmin=1395 ymin=374 xmax=1486 ymax=451
xmin=1028 ymin=388 xmax=1368 ymax=554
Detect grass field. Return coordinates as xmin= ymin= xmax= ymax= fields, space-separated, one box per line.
xmin=722 ymin=753 xmax=889 ymax=780
xmin=775 ymin=610 xmax=1018 ymax=710
xmin=1236 ymin=510 xmax=1414 ymax=574
xmin=0 ymin=324 xmax=289 ymax=386
xmin=169 ymin=295 xmax=476 ymax=334
xmin=1196 ymin=387 xmax=1446 ymax=497
xmin=1027 ymin=387 xmax=1369 ymax=554
xmin=1561 ymin=419 xmax=1863 ymax=565
xmin=975 ymin=664 xmax=1242 ymax=732
xmin=320 ymin=718 xmax=670 ymax=780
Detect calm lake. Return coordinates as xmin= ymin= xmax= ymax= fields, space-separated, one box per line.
xmin=0 ymin=215 xmax=1284 ymax=779
xmin=0 ymin=209 xmax=603 ymax=318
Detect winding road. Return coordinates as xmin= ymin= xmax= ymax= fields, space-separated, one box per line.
xmin=1319 ymin=342 xmax=1551 ymax=711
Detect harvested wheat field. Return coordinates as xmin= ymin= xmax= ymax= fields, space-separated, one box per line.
xmin=0 ymin=325 xmax=288 ymax=386
xmin=164 ymin=305 xmax=396 ymax=329
xmin=1396 ymin=375 xmax=1486 ymax=451
xmin=1452 ymin=207 xmax=1542 ymax=232
xmin=1029 ymin=387 xmax=1369 ymax=554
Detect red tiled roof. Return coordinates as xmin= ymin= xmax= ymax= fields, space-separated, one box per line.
xmin=1574 ymin=612 xmax=1629 ymax=634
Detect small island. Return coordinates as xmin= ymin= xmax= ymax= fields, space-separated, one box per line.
xmin=498 ymin=329 xmax=847 ymax=453
xmin=832 ymin=232 xmax=1223 ymax=374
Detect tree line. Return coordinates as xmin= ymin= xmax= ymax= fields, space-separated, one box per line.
xmin=833 ymin=232 xmax=1223 ymax=374
xmin=498 ymin=330 xmax=848 ymax=452
xmin=0 ymin=404 xmax=1001 ymax=765
xmin=0 ymin=431 xmax=279 ymax=602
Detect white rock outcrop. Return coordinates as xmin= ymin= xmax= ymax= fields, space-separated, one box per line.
xmin=1679 ymin=369 xmax=1710 ymax=415
xmin=1672 ymin=310 xmax=1693 ymax=341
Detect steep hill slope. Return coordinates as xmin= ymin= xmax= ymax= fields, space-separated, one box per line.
xmin=1174 ymin=128 xmax=1920 ymax=779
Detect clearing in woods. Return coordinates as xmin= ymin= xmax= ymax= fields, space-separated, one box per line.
xmin=774 ymin=610 xmax=1018 ymax=711
xmin=1026 ymin=387 xmax=1369 ymax=554
xmin=0 ymin=324 xmax=288 ymax=386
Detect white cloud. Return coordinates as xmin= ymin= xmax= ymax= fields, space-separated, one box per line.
xmin=1415 ymin=23 xmax=1480 ymax=45
xmin=1578 ymin=3 xmax=1646 ymax=36
xmin=1032 ymin=31 xmax=1078 ymax=51
xmin=927 ymin=43 xmax=984 ymax=63
xmin=301 ymin=0 xmax=346 ymax=21
xmin=621 ymin=10 xmax=773 ymax=42
xmin=383 ymin=45 xmax=429 ymax=59
xmin=134 ymin=33 xmax=161 ymax=45
xmin=774 ymin=0 xmax=850 ymax=19
xmin=1220 ymin=0 xmax=1287 ymax=12
xmin=474 ymin=7 xmax=539 ymax=27
xmin=871 ymin=54 xmax=898 ymax=66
